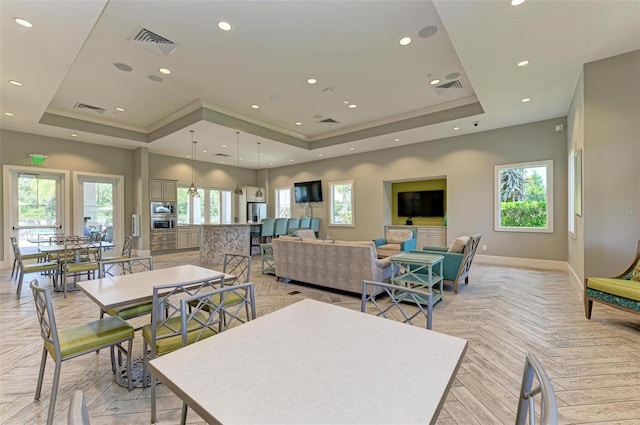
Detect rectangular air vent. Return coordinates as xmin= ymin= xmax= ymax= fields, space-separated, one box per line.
xmin=74 ymin=102 xmax=106 ymax=114
xmin=433 ymin=80 xmax=463 ymax=96
xmin=318 ymin=118 xmax=339 ymax=123
xmin=128 ymin=27 xmax=178 ymax=57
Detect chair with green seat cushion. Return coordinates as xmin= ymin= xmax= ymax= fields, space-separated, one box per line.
xmin=30 ymin=280 xmax=134 ymax=425
xmin=585 ymin=240 xmax=640 ymax=319
xmin=98 ymin=256 xmax=154 ymax=322
xmin=12 ymin=237 xmax=58 ymax=298
xmin=417 ymin=233 xmax=482 ymax=294
xmin=10 ymin=236 xmax=48 ymax=279
xmin=175 ymin=282 xmax=256 ymax=425
xmin=142 ymin=276 xmax=228 ymax=423
xmin=61 ymin=242 xmax=101 ymax=298
xmin=101 ymin=236 xmax=134 ymax=261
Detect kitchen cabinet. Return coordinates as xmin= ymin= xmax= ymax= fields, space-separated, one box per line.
xmin=244 ymin=186 xmax=265 ymax=203
xmin=417 ymin=226 xmax=446 ymax=249
xmin=177 ymin=225 xmax=200 ymax=249
xmin=150 ymin=179 xmax=177 ymax=201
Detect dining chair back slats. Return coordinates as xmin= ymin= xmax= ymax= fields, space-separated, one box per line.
xmin=361 ymin=280 xmax=434 ymax=329
xmin=99 ymin=257 xmax=154 ymax=322
xmin=223 ymin=253 xmax=251 ymax=285
xmin=62 ymin=242 xmax=101 ymax=297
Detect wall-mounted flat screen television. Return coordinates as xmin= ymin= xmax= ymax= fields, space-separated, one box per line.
xmin=398 ymin=190 xmax=444 ymax=217
xmin=294 ymin=180 xmax=323 ymax=203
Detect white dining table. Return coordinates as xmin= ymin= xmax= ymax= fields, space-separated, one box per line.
xmin=76 ymin=264 xmax=227 ymax=310
xmin=149 ymin=298 xmax=468 ymax=425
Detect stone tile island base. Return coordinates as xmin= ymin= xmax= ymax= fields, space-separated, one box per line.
xmin=200 ymin=224 xmax=250 ymax=265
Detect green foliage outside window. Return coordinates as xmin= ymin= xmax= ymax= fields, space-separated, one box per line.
xmin=18 ymin=176 xmax=57 ymax=225
xmin=500 ymin=200 xmax=547 ymax=227
xmin=331 ymin=182 xmax=353 ymax=225
xmin=498 ymin=166 xmax=548 ymax=229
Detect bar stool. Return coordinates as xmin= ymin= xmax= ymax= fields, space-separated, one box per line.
xmin=274 ymin=218 xmax=288 ymax=238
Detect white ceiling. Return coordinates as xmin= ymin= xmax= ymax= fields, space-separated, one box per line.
xmin=1 ymin=0 xmax=639 ymax=169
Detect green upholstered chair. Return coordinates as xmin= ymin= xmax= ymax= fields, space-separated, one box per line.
xmin=274 ymin=217 xmax=289 ymax=237
xmin=516 ymin=353 xmax=558 ymax=425
xmin=10 ymin=236 xmax=47 ymax=279
xmin=417 ymin=233 xmax=482 ymax=294
xmin=101 ymin=236 xmax=134 ymax=261
xmin=61 ymin=241 xmax=101 ymax=297
xmin=30 ymin=280 xmax=134 ymax=425
xmin=176 ymin=282 xmax=256 ymax=425
xmin=12 ymin=237 xmax=58 ymax=298
xmin=142 ymin=276 xmax=226 ymax=423
xmin=361 ymin=280 xmax=435 ymax=329
xmin=99 ymin=256 xmax=154 ymax=323
xmin=67 ymin=390 xmax=91 ymax=425
xmin=373 ymin=227 xmax=418 ymax=257
xmin=585 ymin=240 xmax=640 ymax=319
xmin=260 ymin=218 xmax=275 ymax=243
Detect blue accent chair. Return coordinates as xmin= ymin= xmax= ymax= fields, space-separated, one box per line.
xmin=373 ymin=227 xmax=417 ymax=257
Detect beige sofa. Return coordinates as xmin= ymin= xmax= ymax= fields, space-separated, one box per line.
xmin=271 ymin=237 xmax=392 ymax=294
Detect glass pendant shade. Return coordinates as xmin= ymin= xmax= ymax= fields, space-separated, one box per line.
xmin=234 ymin=132 xmax=243 ymax=195
xmin=188 ymin=130 xmax=199 ymax=197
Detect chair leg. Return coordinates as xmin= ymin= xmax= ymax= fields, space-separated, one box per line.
xmin=34 ymin=347 xmax=48 ymax=401
xmin=16 ymin=270 xmax=25 ymax=297
xmin=180 ymin=403 xmax=188 ymax=425
xmin=126 ymin=339 xmax=133 ymax=392
xmin=585 ymin=298 xmax=593 ymax=319
xmin=46 ymin=359 xmax=62 ymax=425
xmin=11 ymin=258 xmax=17 ymax=278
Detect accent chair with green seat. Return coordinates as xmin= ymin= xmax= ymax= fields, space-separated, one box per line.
xmin=30 ymin=280 xmax=134 ymax=425
xmin=373 ymin=227 xmax=417 ymax=258
xmin=12 ymin=237 xmax=58 ymax=298
xmin=415 ymin=233 xmax=482 ymax=294
xmin=585 ymin=240 xmax=640 ymax=319
xmin=99 ymin=256 xmax=154 ymax=324
xmin=10 ymin=236 xmax=47 ymax=279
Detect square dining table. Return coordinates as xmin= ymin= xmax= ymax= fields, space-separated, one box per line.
xmin=149 ymin=298 xmax=468 ymax=424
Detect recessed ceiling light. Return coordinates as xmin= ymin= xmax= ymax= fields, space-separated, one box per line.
xmin=202 ymin=150 xmax=207 ymax=153
xmin=4 ymin=112 xmax=14 ymax=116
xmin=446 ymin=72 xmax=461 ymax=80
xmin=186 ymin=155 xmax=191 ymax=158
xmin=240 ymin=157 xmax=244 ymax=161
xmin=430 ymin=79 xmax=440 ymax=85
xmin=222 ymin=144 xmax=227 ymax=148
xmin=394 ymin=138 xmax=400 ymax=142
xmin=349 ymin=147 xmax=355 ymax=151
xmin=9 ymin=80 xmax=23 ymax=86
xmin=148 ymin=75 xmax=163 ymax=82
xmin=159 ymin=68 xmax=171 ymax=74
xmin=71 ymin=133 xmax=78 ymax=137
xmin=251 ymin=104 xmax=260 ymax=109
xmin=115 ymin=107 xmax=125 ymax=112
xmin=453 ymin=127 xmax=460 ymax=130
xmin=418 ymin=25 xmax=438 ymax=38
xmin=295 ymin=122 xmax=302 ymax=126
xmin=114 ymin=62 xmax=133 ymax=72
xmin=517 ymin=60 xmax=530 ymax=67
xmin=349 ymin=104 xmax=357 ymax=109
xmin=522 ymin=98 xmax=531 ymax=102
xmin=290 ymin=159 xmax=294 ymax=162
xmin=307 ymin=78 xmax=317 ymax=84
xmin=218 ymin=21 xmax=232 ymax=31
xmin=511 ymin=0 xmax=526 ymax=5
xmin=318 ymin=153 xmax=323 ymax=157
xmin=399 ymin=37 xmax=412 ymax=46
xmin=14 ymin=18 xmax=32 ymax=28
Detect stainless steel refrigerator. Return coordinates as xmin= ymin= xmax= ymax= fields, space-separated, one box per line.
xmin=247 ymin=202 xmax=268 ymax=223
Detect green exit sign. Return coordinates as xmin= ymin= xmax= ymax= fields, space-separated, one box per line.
xmin=29 ymin=154 xmax=47 ymax=166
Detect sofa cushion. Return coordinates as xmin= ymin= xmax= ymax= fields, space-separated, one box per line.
xmin=278 ymin=235 xmax=301 ymax=241
xmin=386 ymin=229 xmax=413 ymax=244
xmin=377 ymin=244 xmax=402 ymax=258
xmin=632 ymin=260 xmax=640 ymax=282
xmin=587 ymin=277 xmax=640 ymax=302
xmin=294 ymin=229 xmax=316 ymax=240
xmin=448 ymin=236 xmax=470 ymax=253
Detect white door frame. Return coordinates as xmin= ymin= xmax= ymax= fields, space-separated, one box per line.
xmin=2 ymin=165 xmax=71 ymax=267
xmin=73 ymin=171 xmax=125 ymax=255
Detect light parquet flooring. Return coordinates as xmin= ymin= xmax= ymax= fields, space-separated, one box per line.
xmin=1 ymin=251 xmax=639 ymax=424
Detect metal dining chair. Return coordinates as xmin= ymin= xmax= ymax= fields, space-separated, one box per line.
xmin=98 ymin=256 xmax=154 ymax=322
xmin=61 ymin=241 xmax=101 ymax=297
xmin=361 ymin=280 xmax=434 ymax=329
xmin=30 ymin=280 xmax=134 ymax=425
xmin=12 ymin=237 xmax=58 ymax=298
xmin=516 ymin=353 xmax=558 ymax=425
xmin=67 ymin=390 xmax=91 ymax=425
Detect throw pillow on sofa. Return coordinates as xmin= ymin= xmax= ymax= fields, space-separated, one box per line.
xmin=448 ymin=236 xmax=470 ymax=253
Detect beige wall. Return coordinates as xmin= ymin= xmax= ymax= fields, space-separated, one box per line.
xmin=270 ymin=117 xmax=569 ymax=261
xmin=582 ymin=50 xmax=640 ymax=277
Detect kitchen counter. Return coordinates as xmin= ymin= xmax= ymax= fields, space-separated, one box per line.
xmin=200 ymin=224 xmax=252 ymax=265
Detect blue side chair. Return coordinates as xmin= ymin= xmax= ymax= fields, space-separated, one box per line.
xmin=260 ymin=218 xmax=275 ymax=243
xmin=299 ymin=217 xmax=311 ymax=229
xmin=287 ymin=218 xmax=300 ymax=234
xmin=274 ymin=218 xmax=288 ymax=238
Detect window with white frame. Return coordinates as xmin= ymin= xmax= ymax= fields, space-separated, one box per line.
xmin=329 ymin=180 xmax=354 ymax=226
xmin=568 ymin=150 xmax=576 ymax=236
xmin=275 ymin=187 xmax=291 ymax=218
xmin=494 ymin=160 xmax=553 ymax=233
xmin=178 ymin=186 xmax=232 ymax=224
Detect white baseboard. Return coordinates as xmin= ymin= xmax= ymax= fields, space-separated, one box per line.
xmin=567 ymin=264 xmax=584 ymax=292
xmin=474 ymin=254 xmax=568 ymax=271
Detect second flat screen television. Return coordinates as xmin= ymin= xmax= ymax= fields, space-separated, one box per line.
xmin=294 ymin=180 xmax=323 ymax=203
xmin=398 ymin=190 xmax=444 ymax=217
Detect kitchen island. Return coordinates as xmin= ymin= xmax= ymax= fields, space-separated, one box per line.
xmin=200 ymin=224 xmax=252 ymax=265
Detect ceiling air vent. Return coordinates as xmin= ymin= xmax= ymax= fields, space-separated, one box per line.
xmin=318 ymin=118 xmax=339 ymax=124
xmin=128 ymin=27 xmax=178 ymax=57
xmin=74 ymin=102 xmax=106 ymax=114
xmin=214 ymin=153 xmax=231 ymax=158
xmin=433 ymin=79 xmax=463 ymax=96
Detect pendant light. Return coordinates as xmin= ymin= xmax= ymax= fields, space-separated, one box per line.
xmin=255 ymin=142 xmax=264 ymax=198
xmin=188 ymin=130 xmax=199 ymax=197
xmin=233 ymin=131 xmax=243 ymax=195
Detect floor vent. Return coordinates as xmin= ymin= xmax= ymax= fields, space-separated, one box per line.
xmin=73 ymin=102 xmax=106 ymax=114
xmin=318 ymin=118 xmax=339 ymax=124
xmin=433 ymin=79 xmax=463 ymax=96
xmin=128 ymin=27 xmax=178 ymax=57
